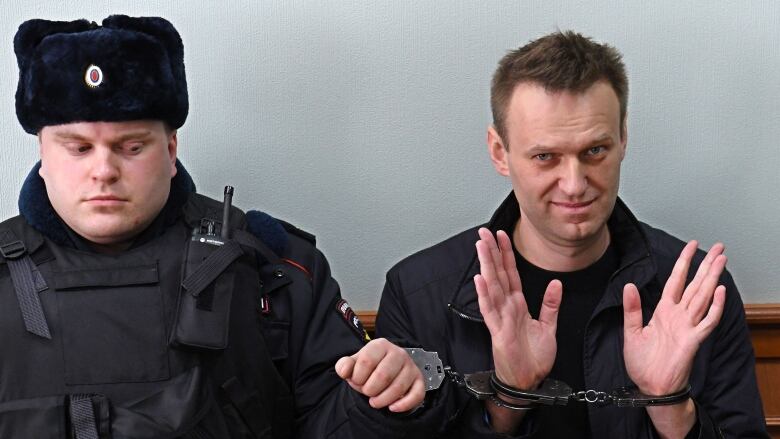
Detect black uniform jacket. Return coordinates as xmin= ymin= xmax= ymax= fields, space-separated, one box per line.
xmin=376 ymin=192 xmax=769 ymax=439
xmin=0 ymin=162 xmax=438 ymax=438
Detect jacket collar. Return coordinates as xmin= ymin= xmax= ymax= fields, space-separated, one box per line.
xmin=17 ymin=160 xmax=196 ymax=248
xmin=448 ymin=192 xmax=658 ymax=321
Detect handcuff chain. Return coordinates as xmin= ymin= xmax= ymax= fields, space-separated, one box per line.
xmin=444 ymin=366 xmax=465 ymax=387
xmin=571 ymin=389 xmax=613 ymax=406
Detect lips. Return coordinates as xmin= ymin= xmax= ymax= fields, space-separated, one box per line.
xmin=552 ymin=200 xmax=594 ymax=209
xmin=88 ymin=195 xmax=125 ymax=201
xmin=84 ymin=195 xmax=128 ymax=206
xmin=551 ymin=199 xmax=596 ymax=215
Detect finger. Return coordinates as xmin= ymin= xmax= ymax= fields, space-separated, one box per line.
xmin=350 ymin=340 xmax=390 ymax=386
xmin=687 ymin=255 xmax=727 ymax=321
xmin=335 ymin=356 xmax=356 ymax=379
xmin=369 ymin=362 xmax=419 ymax=409
xmin=476 ymin=240 xmax=506 ymax=310
xmin=475 ymin=274 xmax=502 ymax=331
xmin=696 ymin=285 xmax=726 ymax=340
xmin=623 ymin=283 xmax=644 ymax=336
xmin=496 ymin=230 xmax=522 ymax=293
xmin=681 ymin=243 xmax=725 ymax=306
xmin=662 ymin=240 xmax=698 ymax=303
xmin=490 ymin=230 xmax=512 ymax=292
xmin=537 ymin=279 xmax=562 ymax=329
xmin=478 ymin=228 xmax=510 ymax=292
xmin=389 ymin=375 xmax=426 ymax=412
xmin=478 ymin=227 xmax=503 ymax=267
xmin=344 ymin=378 xmax=363 ymax=394
xmin=361 ymin=348 xmax=406 ymax=397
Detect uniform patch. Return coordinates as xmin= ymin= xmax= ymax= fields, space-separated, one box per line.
xmin=334 ymin=298 xmax=370 ymax=342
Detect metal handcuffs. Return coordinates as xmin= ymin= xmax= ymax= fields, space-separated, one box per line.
xmin=404 ymin=348 xmax=691 ymax=410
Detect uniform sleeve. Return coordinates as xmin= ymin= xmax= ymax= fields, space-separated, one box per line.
xmin=376 ymin=269 xmax=538 ymax=439
xmin=287 ymin=245 xmax=441 ymax=439
xmin=692 ymin=271 xmax=769 ymax=439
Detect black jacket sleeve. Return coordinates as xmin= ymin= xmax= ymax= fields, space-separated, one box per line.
xmin=690 ymin=271 xmax=769 ymax=439
xmin=281 ymin=237 xmax=442 ymax=438
xmin=376 ymin=268 xmax=537 ymax=439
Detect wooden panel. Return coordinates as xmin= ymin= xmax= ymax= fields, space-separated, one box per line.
xmin=358 ymin=303 xmax=780 ymax=436
xmin=746 ymin=303 xmax=780 ymax=325
xmin=747 ymin=304 xmax=780 ymax=438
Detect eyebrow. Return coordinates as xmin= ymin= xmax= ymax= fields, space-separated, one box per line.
xmin=527 ymin=133 xmax=614 ymax=154
xmin=51 ymin=130 xmax=154 ymax=142
xmin=51 ymin=131 xmax=88 ymax=141
xmin=114 ymin=131 xmax=154 ymax=142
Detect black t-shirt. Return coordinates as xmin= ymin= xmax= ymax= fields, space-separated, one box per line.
xmin=514 ymin=243 xmax=619 ymax=438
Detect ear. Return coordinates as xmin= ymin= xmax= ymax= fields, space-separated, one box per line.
xmin=487 ymin=124 xmax=510 ymax=177
xmin=619 ymin=117 xmax=628 ymax=161
xmin=168 ymin=131 xmax=178 ymax=177
xmin=37 ymin=129 xmax=48 ymax=179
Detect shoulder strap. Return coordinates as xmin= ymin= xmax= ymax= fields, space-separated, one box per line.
xmin=0 ymin=229 xmax=51 ymax=339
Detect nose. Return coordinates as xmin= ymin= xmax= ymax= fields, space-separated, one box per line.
xmin=558 ymin=158 xmax=588 ymax=197
xmin=90 ymin=147 xmax=120 ymax=184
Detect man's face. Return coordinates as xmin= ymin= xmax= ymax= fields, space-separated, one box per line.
xmin=488 ymin=81 xmax=626 ymax=250
xmin=39 ymin=120 xmax=177 ymax=248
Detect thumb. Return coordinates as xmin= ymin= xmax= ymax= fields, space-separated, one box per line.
xmin=538 ymin=279 xmax=563 ymax=329
xmin=335 ymin=356 xmax=356 ymax=379
xmin=623 ymin=283 xmax=644 ymax=336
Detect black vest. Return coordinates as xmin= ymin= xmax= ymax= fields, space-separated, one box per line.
xmin=0 ymin=193 xmax=292 ymax=438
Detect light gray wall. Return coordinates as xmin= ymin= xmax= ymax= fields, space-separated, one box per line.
xmin=2 ymin=1 xmax=778 ymax=309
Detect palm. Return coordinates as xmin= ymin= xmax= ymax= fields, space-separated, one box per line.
xmin=624 ymin=297 xmax=702 ymax=395
xmin=623 ymin=241 xmax=727 ymax=395
xmin=474 ymin=228 xmax=562 ymax=390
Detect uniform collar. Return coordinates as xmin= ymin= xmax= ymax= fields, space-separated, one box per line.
xmin=448 ymin=192 xmax=657 ymax=321
xmin=17 ymin=160 xmax=196 ymax=249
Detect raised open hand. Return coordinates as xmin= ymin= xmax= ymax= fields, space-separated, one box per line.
xmin=623 ymin=240 xmax=727 ymax=396
xmin=474 ymin=228 xmax=562 ymax=390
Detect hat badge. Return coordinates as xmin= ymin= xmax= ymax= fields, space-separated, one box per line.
xmin=84 ymin=64 xmax=103 ymax=88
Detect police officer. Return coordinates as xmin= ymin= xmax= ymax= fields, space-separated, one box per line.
xmin=1 ymin=15 xmax=432 ymax=438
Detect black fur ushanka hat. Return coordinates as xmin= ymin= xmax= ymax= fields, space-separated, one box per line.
xmin=14 ymin=15 xmax=188 ymax=134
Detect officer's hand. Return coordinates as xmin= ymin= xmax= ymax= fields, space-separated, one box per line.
xmin=622 ymin=240 xmax=726 ymax=396
xmin=474 ymin=228 xmax=562 ymax=391
xmin=335 ymin=338 xmax=425 ymax=412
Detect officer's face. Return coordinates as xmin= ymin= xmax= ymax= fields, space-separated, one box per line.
xmin=488 ymin=81 xmax=626 ymax=252
xmin=39 ymin=120 xmax=177 ymax=251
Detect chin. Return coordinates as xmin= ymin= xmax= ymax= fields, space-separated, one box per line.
xmin=76 ymin=223 xmax=135 ymax=244
xmin=557 ymin=222 xmax=603 ymax=243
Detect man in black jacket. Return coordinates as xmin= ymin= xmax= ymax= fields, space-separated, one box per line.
xmin=0 ymin=16 xmax=430 ymax=438
xmin=376 ymin=31 xmax=768 ymax=438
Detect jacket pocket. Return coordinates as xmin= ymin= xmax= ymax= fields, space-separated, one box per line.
xmin=53 ymin=262 xmax=170 ymax=385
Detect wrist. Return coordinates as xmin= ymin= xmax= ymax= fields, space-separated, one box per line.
xmin=491 ymin=391 xmax=536 ymax=411
xmin=636 ymin=379 xmax=689 ymax=398
xmin=484 ymin=397 xmax=529 ymax=434
xmin=646 ymin=398 xmax=696 ymax=439
xmin=494 ymin=369 xmax=543 ymax=393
